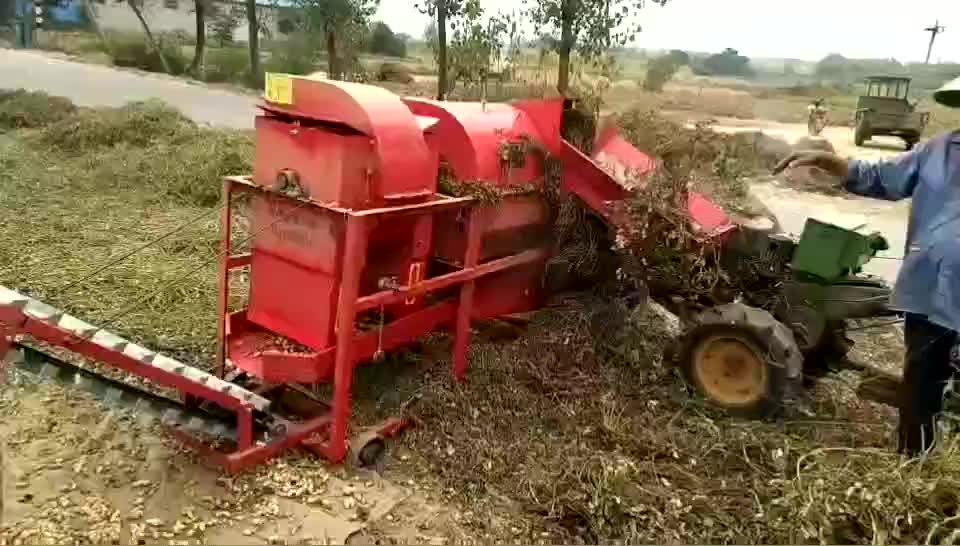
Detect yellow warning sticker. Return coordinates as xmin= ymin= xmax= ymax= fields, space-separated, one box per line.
xmin=264 ymin=72 xmax=294 ymax=105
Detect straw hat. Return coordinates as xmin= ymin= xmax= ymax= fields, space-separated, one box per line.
xmin=934 ymin=76 xmax=960 ymax=108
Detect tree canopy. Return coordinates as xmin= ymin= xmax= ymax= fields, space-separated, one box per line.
xmin=369 ymin=21 xmax=407 ymax=58
xmin=696 ymin=48 xmax=753 ymax=77
xmin=524 ymin=0 xmax=668 ymax=92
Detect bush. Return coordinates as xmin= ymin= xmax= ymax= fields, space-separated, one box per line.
xmin=0 ymin=89 xmax=77 ymax=130
xmin=642 ymin=56 xmax=679 ymax=92
xmin=203 ymin=47 xmax=250 ymax=83
xmin=107 ymin=31 xmax=188 ymax=75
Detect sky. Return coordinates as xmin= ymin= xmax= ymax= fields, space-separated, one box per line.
xmin=375 ymin=0 xmax=960 ymax=64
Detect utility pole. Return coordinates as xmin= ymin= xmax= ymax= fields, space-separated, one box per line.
xmin=924 ymin=20 xmax=945 ymax=64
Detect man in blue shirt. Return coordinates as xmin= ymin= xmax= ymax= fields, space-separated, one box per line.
xmin=774 ymin=77 xmax=960 ymax=455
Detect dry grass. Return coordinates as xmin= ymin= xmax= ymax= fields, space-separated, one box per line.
xmin=0 ymin=89 xmax=78 ymax=130
xmin=399 ymin=296 xmax=926 ymax=543
xmin=0 ymin=91 xmax=251 ymax=364
xmin=29 ymin=99 xmax=253 ymax=207
xmin=614 ymin=108 xmax=789 ymax=215
xmin=33 ymin=99 xmax=195 ymax=152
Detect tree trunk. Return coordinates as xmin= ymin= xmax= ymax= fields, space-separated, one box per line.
xmin=245 ymin=0 xmax=260 ymax=86
xmin=82 ymin=0 xmax=112 ymax=57
xmin=126 ymin=0 xmax=171 ymax=74
xmin=557 ymin=0 xmax=574 ymax=94
xmin=436 ymin=0 xmax=447 ymax=100
xmin=603 ymin=0 xmax=610 ymax=49
xmin=326 ymin=28 xmax=339 ymax=80
xmin=189 ymin=0 xmax=206 ymax=78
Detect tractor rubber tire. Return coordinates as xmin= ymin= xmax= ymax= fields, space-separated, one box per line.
xmin=678 ymin=303 xmax=804 ymax=419
xmin=854 ymin=118 xmax=870 ymax=147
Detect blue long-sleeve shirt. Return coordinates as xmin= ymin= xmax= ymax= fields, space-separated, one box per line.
xmin=845 ymin=131 xmax=960 ymax=332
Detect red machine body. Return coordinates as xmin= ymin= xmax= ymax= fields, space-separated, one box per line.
xmin=0 ymin=74 xmax=739 ymax=472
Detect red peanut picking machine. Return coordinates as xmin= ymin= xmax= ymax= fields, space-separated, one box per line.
xmin=0 ymin=75 xmax=734 ymax=472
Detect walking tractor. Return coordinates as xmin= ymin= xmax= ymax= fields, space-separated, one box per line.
xmin=678 ymin=218 xmax=897 ymax=416
xmin=0 ymin=74 xmax=899 ymax=473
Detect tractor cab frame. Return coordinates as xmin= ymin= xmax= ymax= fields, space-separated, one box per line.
xmin=854 ymin=75 xmax=929 ymax=150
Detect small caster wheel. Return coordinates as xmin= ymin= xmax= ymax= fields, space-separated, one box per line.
xmin=350 ymin=428 xmax=387 ymax=468
xmin=357 ymin=438 xmax=386 ymax=467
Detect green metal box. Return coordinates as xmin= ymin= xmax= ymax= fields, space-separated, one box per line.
xmin=791 ymin=219 xmax=882 ymax=282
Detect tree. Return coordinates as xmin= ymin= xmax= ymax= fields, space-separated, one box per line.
xmin=210 ymin=3 xmax=242 ymax=46
xmin=642 ymin=54 xmax=677 ymax=92
xmin=525 ymin=0 xmax=668 ymax=93
xmin=370 ymin=21 xmax=406 ymax=57
xmin=418 ymin=0 xmax=465 ymax=100
xmin=446 ymin=0 xmax=507 ymax=94
xmin=126 ymin=0 xmax=172 ymax=74
xmin=422 ymin=20 xmax=437 ymax=43
xmin=815 ymin=53 xmax=848 ymax=79
xmin=298 ymin=0 xmax=378 ymax=80
xmin=188 ymin=0 xmax=207 ymax=77
xmin=666 ymin=49 xmax=689 ymax=66
xmin=700 ymin=47 xmax=753 ymax=77
xmin=81 ymin=0 xmax=113 ymax=58
xmin=245 ymin=0 xmax=260 ymax=85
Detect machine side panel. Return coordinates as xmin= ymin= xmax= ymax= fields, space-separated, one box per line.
xmin=247 ymin=193 xmax=341 ymax=349
xmin=254 ymin=115 xmax=374 ymax=208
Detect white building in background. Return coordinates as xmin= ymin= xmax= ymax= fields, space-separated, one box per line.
xmin=85 ymin=0 xmax=286 ymax=43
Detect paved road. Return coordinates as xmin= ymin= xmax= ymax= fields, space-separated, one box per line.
xmin=0 ymin=49 xmax=257 ymax=128
xmin=710 ymin=118 xmax=910 ymax=284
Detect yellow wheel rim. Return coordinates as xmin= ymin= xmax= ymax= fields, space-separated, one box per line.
xmin=692 ymin=334 xmax=768 ymax=407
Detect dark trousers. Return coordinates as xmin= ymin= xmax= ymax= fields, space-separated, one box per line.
xmin=899 ymin=313 xmax=959 ymax=455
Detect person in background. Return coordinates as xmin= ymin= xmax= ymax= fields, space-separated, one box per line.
xmin=774 ymin=76 xmax=960 ymax=456
xmin=807 ymin=98 xmax=828 ymax=136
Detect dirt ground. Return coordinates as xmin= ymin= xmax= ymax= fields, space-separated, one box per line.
xmin=0 ymin=367 xmax=488 ymax=545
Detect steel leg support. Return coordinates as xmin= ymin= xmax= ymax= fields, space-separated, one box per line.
xmin=216 ymin=180 xmax=234 ymax=379
xmin=327 ymin=215 xmax=369 ymax=462
xmin=453 ymin=209 xmax=483 ymax=380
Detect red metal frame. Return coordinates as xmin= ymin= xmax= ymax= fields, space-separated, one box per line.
xmin=218 ymin=176 xmax=550 ymax=463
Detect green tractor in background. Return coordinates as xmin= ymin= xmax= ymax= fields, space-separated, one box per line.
xmin=854 ymin=76 xmax=929 ymax=150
